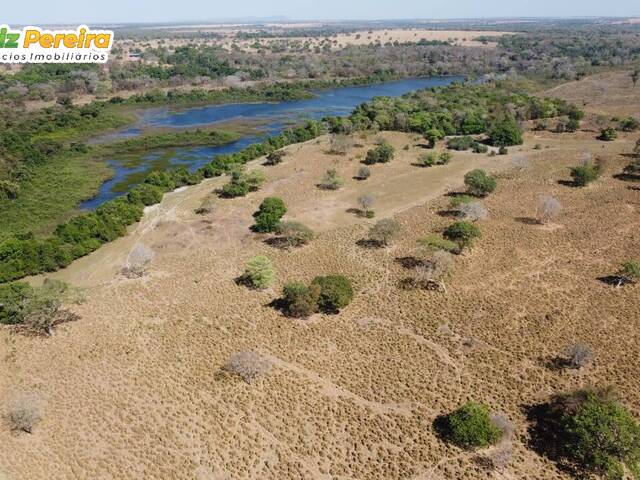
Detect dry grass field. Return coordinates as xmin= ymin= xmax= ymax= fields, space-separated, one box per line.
xmin=0 ymin=73 xmax=639 ymax=479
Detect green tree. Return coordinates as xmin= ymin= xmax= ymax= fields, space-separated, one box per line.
xmin=488 ymin=117 xmax=523 ymax=147
xmin=559 ymin=390 xmax=640 ymax=479
xmin=444 ymin=221 xmax=481 ymax=250
xmin=282 ymin=281 xmax=320 ymax=318
xmin=424 ymin=128 xmax=444 ymax=149
xmin=570 ymin=162 xmax=601 ymax=187
xmin=311 ymin=275 xmax=354 ymax=313
xmin=444 ymin=402 xmax=503 ymax=449
xmin=464 ymin=169 xmax=497 ymax=197
xmin=253 ymin=197 xmax=287 ymax=233
xmin=240 ymin=255 xmax=275 ymax=289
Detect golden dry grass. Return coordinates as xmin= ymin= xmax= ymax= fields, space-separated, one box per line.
xmin=0 ymin=73 xmax=639 ymax=479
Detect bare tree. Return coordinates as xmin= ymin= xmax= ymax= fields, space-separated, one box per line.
xmin=537 ymin=195 xmax=562 ymax=224
xmin=123 ymin=242 xmax=155 ymax=278
xmin=414 ymin=250 xmax=455 ymax=292
xmin=222 ymin=351 xmax=272 ymax=384
xmin=328 ymin=134 xmax=352 ymax=155
xmin=358 ymin=194 xmax=374 ymax=217
xmin=511 ymin=153 xmax=529 ymax=171
xmin=459 ymin=202 xmax=488 ymax=222
xmin=485 ymin=442 xmax=513 ymax=472
xmin=564 ymin=342 xmax=594 ymax=369
xmin=7 ymin=394 xmax=45 ymax=433
xmin=368 ymin=219 xmax=400 ymax=246
xmin=490 ymin=413 xmax=515 ymax=439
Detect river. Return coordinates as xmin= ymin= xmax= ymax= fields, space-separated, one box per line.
xmin=81 ymin=76 xmax=464 ymax=209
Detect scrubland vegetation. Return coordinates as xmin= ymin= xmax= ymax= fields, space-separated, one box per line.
xmin=0 ymin=19 xmax=639 ymax=480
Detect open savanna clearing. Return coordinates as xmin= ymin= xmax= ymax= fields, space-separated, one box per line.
xmin=0 ymin=73 xmax=639 ymax=479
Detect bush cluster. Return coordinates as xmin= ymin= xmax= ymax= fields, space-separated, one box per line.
xmin=282 ymin=275 xmax=353 ymax=317
xmin=253 ymin=197 xmax=287 ymax=233
xmin=364 ymin=142 xmax=395 ymax=164
xmin=464 ymin=169 xmax=497 ymax=197
xmin=442 ymin=402 xmax=503 ymax=449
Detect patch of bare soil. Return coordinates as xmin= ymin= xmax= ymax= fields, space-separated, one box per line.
xmin=0 ymin=73 xmax=638 ymax=479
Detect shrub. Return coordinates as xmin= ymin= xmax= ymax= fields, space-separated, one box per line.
xmin=0 ymin=180 xmax=20 ymax=200
xmin=616 ymin=260 xmax=640 ymax=286
xmin=625 ymin=154 xmax=640 ymax=179
xmin=368 ymin=219 xmax=401 ymax=246
xmin=220 ymin=180 xmax=250 ymax=198
xmin=556 ymin=389 xmax=640 ymax=479
xmin=448 ymin=195 xmax=474 ymax=209
xmin=356 ymin=166 xmax=371 ymax=180
xmin=127 ymin=183 xmax=164 ymax=206
xmin=274 ymin=221 xmax=314 ymax=247
xmin=194 ymin=196 xmax=215 ymax=215
xmin=598 ymin=127 xmax=618 ymax=141
xmin=417 ymin=235 xmax=459 ymax=254
xmin=265 ymin=150 xmax=286 ymax=165
xmin=253 ymin=197 xmax=287 ymax=233
xmin=319 ymin=169 xmax=344 ymax=190
xmin=0 ymin=281 xmax=35 ymax=325
xmin=220 ymin=168 xmax=266 ymax=198
xmin=570 ymin=162 xmax=601 ymax=187
xmin=443 ymin=402 xmax=503 ymax=449
xmin=364 ymin=142 xmax=395 ymax=164
xmin=447 ymin=136 xmax=475 ymax=151
xmin=418 ymin=152 xmax=437 ymax=167
xmin=222 ymin=351 xmax=272 ymax=384
xmin=498 ymin=146 xmax=508 ymax=155
xmin=439 ymin=151 xmax=453 ymax=164
xmin=472 ymin=142 xmax=489 ymax=154
xmin=240 ymin=255 xmax=275 ymax=289
xmin=459 ymin=202 xmax=488 ymax=222
xmin=564 ymin=343 xmax=594 ymax=369
xmin=488 ymin=117 xmax=523 ymax=147
xmin=7 ymin=393 xmax=44 ymax=433
xmin=282 ymin=281 xmax=320 ymax=318
xmin=618 ymin=117 xmax=639 ymax=132
xmin=122 ymin=242 xmax=155 ymax=278
xmin=537 ymin=195 xmax=562 ymax=224
xmin=444 ymin=221 xmax=481 ymax=249
xmin=464 ymin=169 xmax=497 ymax=197
xmin=311 ymin=275 xmax=354 ymax=313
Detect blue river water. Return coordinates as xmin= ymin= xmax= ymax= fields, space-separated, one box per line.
xmin=81 ymin=76 xmax=464 ymax=209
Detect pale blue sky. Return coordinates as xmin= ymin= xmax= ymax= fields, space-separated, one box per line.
xmin=5 ymin=0 xmax=639 ymax=25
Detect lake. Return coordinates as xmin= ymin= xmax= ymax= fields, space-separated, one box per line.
xmin=81 ymin=76 xmax=464 ymax=209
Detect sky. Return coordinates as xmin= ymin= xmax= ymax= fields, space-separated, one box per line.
xmin=4 ymin=0 xmax=639 ymax=25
